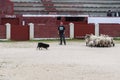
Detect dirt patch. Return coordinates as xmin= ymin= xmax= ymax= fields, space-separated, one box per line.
xmin=0 ymin=41 xmax=120 ymax=80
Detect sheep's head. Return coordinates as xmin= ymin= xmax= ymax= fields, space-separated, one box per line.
xmin=85 ymin=34 xmax=91 ymax=39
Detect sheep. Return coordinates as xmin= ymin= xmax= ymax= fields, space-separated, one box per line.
xmin=85 ymin=34 xmax=97 ymax=46
xmin=87 ymin=40 xmax=95 ymax=47
xmin=85 ymin=34 xmax=115 ymax=47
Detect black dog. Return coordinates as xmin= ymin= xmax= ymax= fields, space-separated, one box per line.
xmin=37 ymin=42 xmax=49 ymax=50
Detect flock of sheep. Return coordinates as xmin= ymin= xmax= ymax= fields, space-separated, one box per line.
xmin=85 ymin=34 xmax=115 ymax=47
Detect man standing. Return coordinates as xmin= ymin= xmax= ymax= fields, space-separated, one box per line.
xmin=58 ymin=22 xmax=66 ymax=45
xmin=107 ymin=10 xmax=112 ymax=17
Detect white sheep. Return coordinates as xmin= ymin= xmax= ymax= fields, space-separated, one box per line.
xmin=85 ymin=34 xmax=115 ymax=47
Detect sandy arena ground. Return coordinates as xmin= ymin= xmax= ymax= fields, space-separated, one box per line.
xmin=0 ymin=41 xmax=120 ymax=80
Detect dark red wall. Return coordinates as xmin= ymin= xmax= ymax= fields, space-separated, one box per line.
xmin=74 ymin=23 xmax=95 ymax=38
xmin=23 ymin=17 xmax=70 ymax=38
xmin=23 ymin=17 xmax=93 ymax=39
xmin=1 ymin=18 xmax=19 ymax=25
xmin=99 ymin=24 xmax=120 ymax=37
xmin=1 ymin=16 xmax=120 ymax=40
xmin=11 ymin=25 xmax=29 ymax=41
xmin=0 ymin=25 xmax=6 ymax=39
xmin=0 ymin=14 xmax=22 ymax=25
xmin=34 ymin=22 xmax=69 ymax=38
xmin=23 ymin=17 xmax=56 ymax=25
xmin=34 ymin=24 xmax=58 ymax=38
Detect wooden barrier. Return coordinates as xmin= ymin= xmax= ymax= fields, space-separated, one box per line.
xmin=0 ymin=25 xmax=6 ymax=39
xmin=11 ymin=25 xmax=29 ymax=41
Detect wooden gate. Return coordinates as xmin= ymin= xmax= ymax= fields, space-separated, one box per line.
xmin=11 ymin=25 xmax=29 ymax=41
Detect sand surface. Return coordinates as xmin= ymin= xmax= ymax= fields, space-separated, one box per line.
xmin=0 ymin=41 xmax=120 ymax=80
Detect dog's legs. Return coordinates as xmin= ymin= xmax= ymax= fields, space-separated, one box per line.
xmin=40 ymin=48 xmax=42 ymax=50
xmin=40 ymin=47 xmax=42 ymax=50
xmin=37 ymin=45 xmax=39 ymax=50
